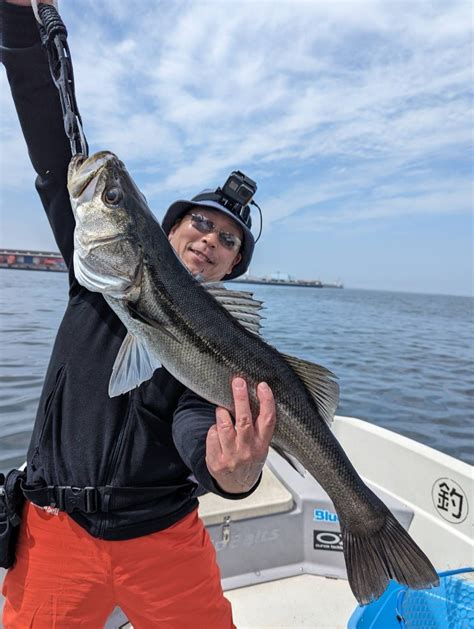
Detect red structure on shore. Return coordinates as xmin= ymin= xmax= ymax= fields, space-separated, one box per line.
xmin=0 ymin=249 xmax=66 ymax=272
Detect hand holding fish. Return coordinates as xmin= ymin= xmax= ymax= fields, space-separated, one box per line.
xmin=205 ymin=378 xmax=276 ymax=494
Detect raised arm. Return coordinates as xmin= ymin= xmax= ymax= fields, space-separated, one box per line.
xmin=1 ymin=0 xmax=77 ymax=279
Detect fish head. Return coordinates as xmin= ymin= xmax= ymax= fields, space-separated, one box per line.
xmin=68 ymin=151 xmax=147 ymax=301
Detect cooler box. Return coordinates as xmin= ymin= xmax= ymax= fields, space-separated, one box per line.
xmin=199 ymin=450 xmax=414 ymax=590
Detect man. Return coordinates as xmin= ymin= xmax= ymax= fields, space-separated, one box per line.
xmin=0 ymin=1 xmax=276 ymax=626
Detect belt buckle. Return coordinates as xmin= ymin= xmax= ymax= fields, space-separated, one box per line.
xmin=56 ymin=486 xmax=98 ymax=513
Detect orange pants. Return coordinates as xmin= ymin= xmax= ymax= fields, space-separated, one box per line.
xmin=2 ymin=502 xmax=235 ymax=628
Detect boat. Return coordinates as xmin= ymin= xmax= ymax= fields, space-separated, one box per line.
xmin=1 ymin=415 xmax=472 ymax=627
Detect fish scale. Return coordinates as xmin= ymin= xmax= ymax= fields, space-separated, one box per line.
xmin=68 ymin=150 xmax=439 ymax=605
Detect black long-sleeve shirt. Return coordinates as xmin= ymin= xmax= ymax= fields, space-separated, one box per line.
xmin=0 ymin=1 xmax=257 ymax=540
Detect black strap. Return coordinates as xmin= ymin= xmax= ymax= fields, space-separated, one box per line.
xmin=22 ymin=480 xmax=194 ymax=514
xmin=36 ymin=3 xmax=88 ymax=157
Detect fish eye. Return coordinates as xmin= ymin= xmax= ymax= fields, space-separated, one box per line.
xmin=104 ymin=187 xmax=123 ymax=206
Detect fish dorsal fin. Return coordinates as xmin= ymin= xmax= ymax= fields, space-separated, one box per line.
xmin=281 ymin=353 xmax=339 ymax=426
xmin=109 ymin=332 xmax=161 ymax=397
xmin=202 ymin=283 xmax=264 ymax=335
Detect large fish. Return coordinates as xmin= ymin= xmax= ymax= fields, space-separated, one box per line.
xmin=68 ymin=151 xmax=439 ymax=605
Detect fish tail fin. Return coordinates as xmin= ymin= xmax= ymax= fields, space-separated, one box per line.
xmin=342 ymin=512 xmax=439 ymax=605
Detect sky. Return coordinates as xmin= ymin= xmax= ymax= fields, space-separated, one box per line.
xmin=1 ymin=0 xmax=472 ymax=296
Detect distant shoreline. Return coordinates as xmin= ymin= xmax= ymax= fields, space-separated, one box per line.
xmin=231 ymin=277 xmax=343 ymax=289
xmin=1 ymin=265 xmax=472 ymax=299
xmin=0 ymin=250 xmax=343 ymax=288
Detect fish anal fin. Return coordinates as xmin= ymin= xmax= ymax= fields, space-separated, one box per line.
xmin=271 ymin=444 xmax=307 ymax=477
xmin=281 ymin=353 xmax=339 ymax=426
xmin=109 ymin=332 xmax=161 ymax=397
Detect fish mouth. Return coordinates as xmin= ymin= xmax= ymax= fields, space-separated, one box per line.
xmin=68 ymin=151 xmax=118 ymax=200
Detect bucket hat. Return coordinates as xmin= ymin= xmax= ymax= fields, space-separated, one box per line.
xmin=162 ymin=190 xmax=255 ymax=280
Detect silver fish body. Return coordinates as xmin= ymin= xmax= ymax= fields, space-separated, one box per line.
xmin=68 ymin=151 xmax=439 ymax=605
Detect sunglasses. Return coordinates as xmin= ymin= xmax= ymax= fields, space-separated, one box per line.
xmin=188 ymin=213 xmax=242 ymax=251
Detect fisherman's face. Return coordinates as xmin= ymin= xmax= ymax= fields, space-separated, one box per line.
xmin=169 ymin=208 xmax=242 ymax=281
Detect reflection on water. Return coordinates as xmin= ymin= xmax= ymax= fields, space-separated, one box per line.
xmin=0 ymin=269 xmax=473 ymax=471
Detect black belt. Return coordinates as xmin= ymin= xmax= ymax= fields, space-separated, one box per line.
xmin=22 ymin=480 xmax=194 ymax=514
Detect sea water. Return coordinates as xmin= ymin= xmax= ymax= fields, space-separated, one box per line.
xmin=0 ymin=269 xmax=472 ymax=472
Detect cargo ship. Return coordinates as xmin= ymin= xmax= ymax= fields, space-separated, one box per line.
xmin=234 ymin=277 xmax=344 ymax=288
xmin=233 ymin=273 xmax=343 ymax=289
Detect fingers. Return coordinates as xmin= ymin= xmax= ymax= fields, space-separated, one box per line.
xmin=206 ymin=378 xmax=276 ymax=494
xmin=232 ymin=377 xmax=255 ymax=447
xmin=208 ymin=377 xmax=276 ymax=471
xmin=206 ymin=407 xmax=236 ymax=477
xmin=205 ymin=423 xmax=222 ymax=461
xmin=215 ymin=406 xmax=236 ymax=453
xmin=255 ymin=381 xmax=276 ymax=445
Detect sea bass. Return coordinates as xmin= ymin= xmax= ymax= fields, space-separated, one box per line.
xmin=68 ymin=151 xmax=439 ymax=605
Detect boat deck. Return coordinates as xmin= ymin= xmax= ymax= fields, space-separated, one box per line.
xmin=226 ymin=574 xmax=356 ymax=628
xmin=103 ymin=574 xmax=357 ymax=628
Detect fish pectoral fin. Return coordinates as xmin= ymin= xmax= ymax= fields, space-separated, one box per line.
xmin=127 ymin=303 xmax=181 ymax=344
xmin=109 ymin=332 xmax=161 ymax=397
xmin=281 ymin=353 xmax=340 ymax=426
xmin=202 ymin=282 xmax=264 ymax=335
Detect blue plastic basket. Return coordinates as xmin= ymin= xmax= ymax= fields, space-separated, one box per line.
xmin=348 ymin=568 xmax=474 ymax=628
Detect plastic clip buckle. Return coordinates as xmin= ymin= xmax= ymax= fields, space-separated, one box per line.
xmin=55 ymin=486 xmax=98 ymax=514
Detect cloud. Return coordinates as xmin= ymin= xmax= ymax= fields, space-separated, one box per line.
xmin=1 ymin=0 xmax=472 ymax=229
